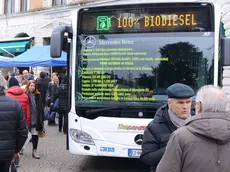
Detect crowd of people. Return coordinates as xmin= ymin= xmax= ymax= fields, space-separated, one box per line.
xmin=0 ymin=69 xmax=68 ymax=172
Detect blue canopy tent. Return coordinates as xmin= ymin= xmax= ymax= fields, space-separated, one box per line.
xmin=0 ymin=45 xmax=67 ymax=67
xmin=0 ymin=56 xmax=11 ymax=67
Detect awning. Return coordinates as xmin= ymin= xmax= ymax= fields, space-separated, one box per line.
xmin=0 ymin=45 xmax=67 ymax=67
xmin=0 ymin=40 xmax=31 ymax=53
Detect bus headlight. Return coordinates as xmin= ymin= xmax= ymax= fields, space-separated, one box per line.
xmin=70 ymin=129 xmax=95 ymax=145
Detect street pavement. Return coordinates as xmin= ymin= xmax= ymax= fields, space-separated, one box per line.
xmin=17 ymin=123 xmax=149 ymax=172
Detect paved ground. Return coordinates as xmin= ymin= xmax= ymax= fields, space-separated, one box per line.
xmin=17 ymin=123 xmax=149 ymax=172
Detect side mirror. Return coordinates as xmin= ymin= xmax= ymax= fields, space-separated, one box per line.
xmin=50 ymin=26 xmax=72 ymax=58
xmin=221 ymin=37 xmax=230 ymax=66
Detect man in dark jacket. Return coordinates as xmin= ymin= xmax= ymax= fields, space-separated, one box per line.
xmin=156 ymin=85 xmax=230 ymax=172
xmin=56 ymin=76 xmax=68 ymax=133
xmin=37 ymin=71 xmax=50 ymax=108
xmin=140 ymin=83 xmax=194 ymax=172
xmin=0 ymin=75 xmax=28 ymax=172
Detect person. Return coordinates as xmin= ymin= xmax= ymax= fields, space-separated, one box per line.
xmin=156 ymin=85 xmax=230 ymax=172
xmin=140 ymin=83 xmax=195 ymax=172
xmin=21 ymin=79 xmax=28 ymax=90
xmin=52 ymin=72 xmax=61 ymax=84
xmin=47 ymin=75 xmax=60 ymax=125
xmin=7 ymin=71 xmax=14 ymax=81
xmin=51 ymin=72 xmax=58 ymax=80
xmin=29 ymin=71 xmax=35 ymax=80
xmin=14 ymin=68 xmax=22 ymax=84
xmin=22 ymin=70 xmax=29 ymax=81
xmin=24 ymin=80 xmax=45 ymax=159
xmin=0 ymin=74 xmax=28 ymax=172
xmin=6 ymin=77 xmax=30 ymax=127
xmin=0 ymin=73 xmax=8 ymax=89
xmin=37 ymin=72 xmax=49 ymax=109
xmin=56 ymin=76 xmax=68 ymax=133
xmin=6 ymin=77 xmax=31 ymax=166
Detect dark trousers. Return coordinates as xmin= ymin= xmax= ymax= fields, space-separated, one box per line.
xmin=32 ymin=135 xmax=39 ymax=150
xmin=0 ymin=161 xmax=11 ymax=172
xmin=58 ymin=110 xmax=67 ymax=133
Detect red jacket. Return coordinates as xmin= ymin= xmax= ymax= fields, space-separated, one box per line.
xmin=6 ymin=86 xmax=31 ymax=127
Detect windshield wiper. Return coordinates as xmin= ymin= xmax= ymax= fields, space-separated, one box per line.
xmin=84 ymin=101 xmax=166 ymax=115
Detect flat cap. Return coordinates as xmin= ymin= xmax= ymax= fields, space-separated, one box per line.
xmin=166 ymin=83 xmax=195 ymax=99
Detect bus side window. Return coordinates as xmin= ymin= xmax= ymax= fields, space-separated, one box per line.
xmin=221 ymin=38 xmax=230 ymax=66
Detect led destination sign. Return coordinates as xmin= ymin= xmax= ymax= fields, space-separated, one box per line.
xmin=117 ymin=14 xmax=197 ymax=28
xmin=79 ymin=3 xmax=213 ymax=33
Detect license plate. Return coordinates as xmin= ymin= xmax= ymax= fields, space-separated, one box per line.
xmin=128 ymin=149 xmax=142 ymax=157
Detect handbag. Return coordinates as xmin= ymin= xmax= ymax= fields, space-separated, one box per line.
xmin=45 ymin=108 xmax=56 ymax=121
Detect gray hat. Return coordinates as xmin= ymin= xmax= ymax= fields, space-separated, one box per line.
xmin=166 ymin=83 xmax=195 ymax=99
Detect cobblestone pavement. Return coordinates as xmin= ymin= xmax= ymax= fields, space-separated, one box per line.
xmin=17 ymin=123 xmax=148 ymax=172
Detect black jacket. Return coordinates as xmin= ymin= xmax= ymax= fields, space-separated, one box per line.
xmin=37 ymin=78 xmax=49 ymax=106
xmin=0 ymin=88 xmax=28 ymax=161
xmin=56 ymin=83 xmax=67 ymax=111
xmin=140 ymin=105 xmax=176 ymax=171
xmin=28 ymin=93 xmax=45 ymax=132
xmin=50 ymin=84 xmax=58 ymax=104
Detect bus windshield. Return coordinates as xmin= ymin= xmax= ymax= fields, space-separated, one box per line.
xmin=76 ymin=3 xmax=214 ymax=108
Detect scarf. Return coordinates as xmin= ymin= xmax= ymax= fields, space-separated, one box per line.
xmin=168 ymin=109 xmax=191 ymax=128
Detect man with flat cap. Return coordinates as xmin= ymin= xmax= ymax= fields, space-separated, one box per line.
xmin=140 ymin=83 xmax=195 ymax=172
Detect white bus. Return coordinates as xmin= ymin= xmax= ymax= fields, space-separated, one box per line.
xmin=50 ymin=1 xmax=230 ymax=158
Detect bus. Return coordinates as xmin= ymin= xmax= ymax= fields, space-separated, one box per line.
xmin=50 ymin=1 xmax=230 ymax=158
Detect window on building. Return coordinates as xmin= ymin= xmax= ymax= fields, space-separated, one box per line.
xmin=5 ymin=0 xmax=15 ymax=14
xmin=53 ymin=0 xmax=68 ymax=6
xmin=21 ymin=0 xmax=28 ymax=12
xmin=43 ymin=38 xmax=51 ymax=45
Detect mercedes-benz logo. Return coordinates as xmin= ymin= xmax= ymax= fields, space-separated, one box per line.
xmin=134 ymin=134 xmax=143 ymax=145
xmin=84 ymin=36 xmax=96 ymax=48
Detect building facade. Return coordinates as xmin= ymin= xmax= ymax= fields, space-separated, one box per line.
xmin=0 ymin=0 xmax=115 ymax=75
xmin=0 ymin=0 xmax=230 ymax=104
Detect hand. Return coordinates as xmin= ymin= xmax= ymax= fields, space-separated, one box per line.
xmin=50 ymin=103 xmax=53 ymax=106
xmin=17 ymin=153 xmax=21 ymax=160
xmin=12 ymin=153 xmax=18 ymax=163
